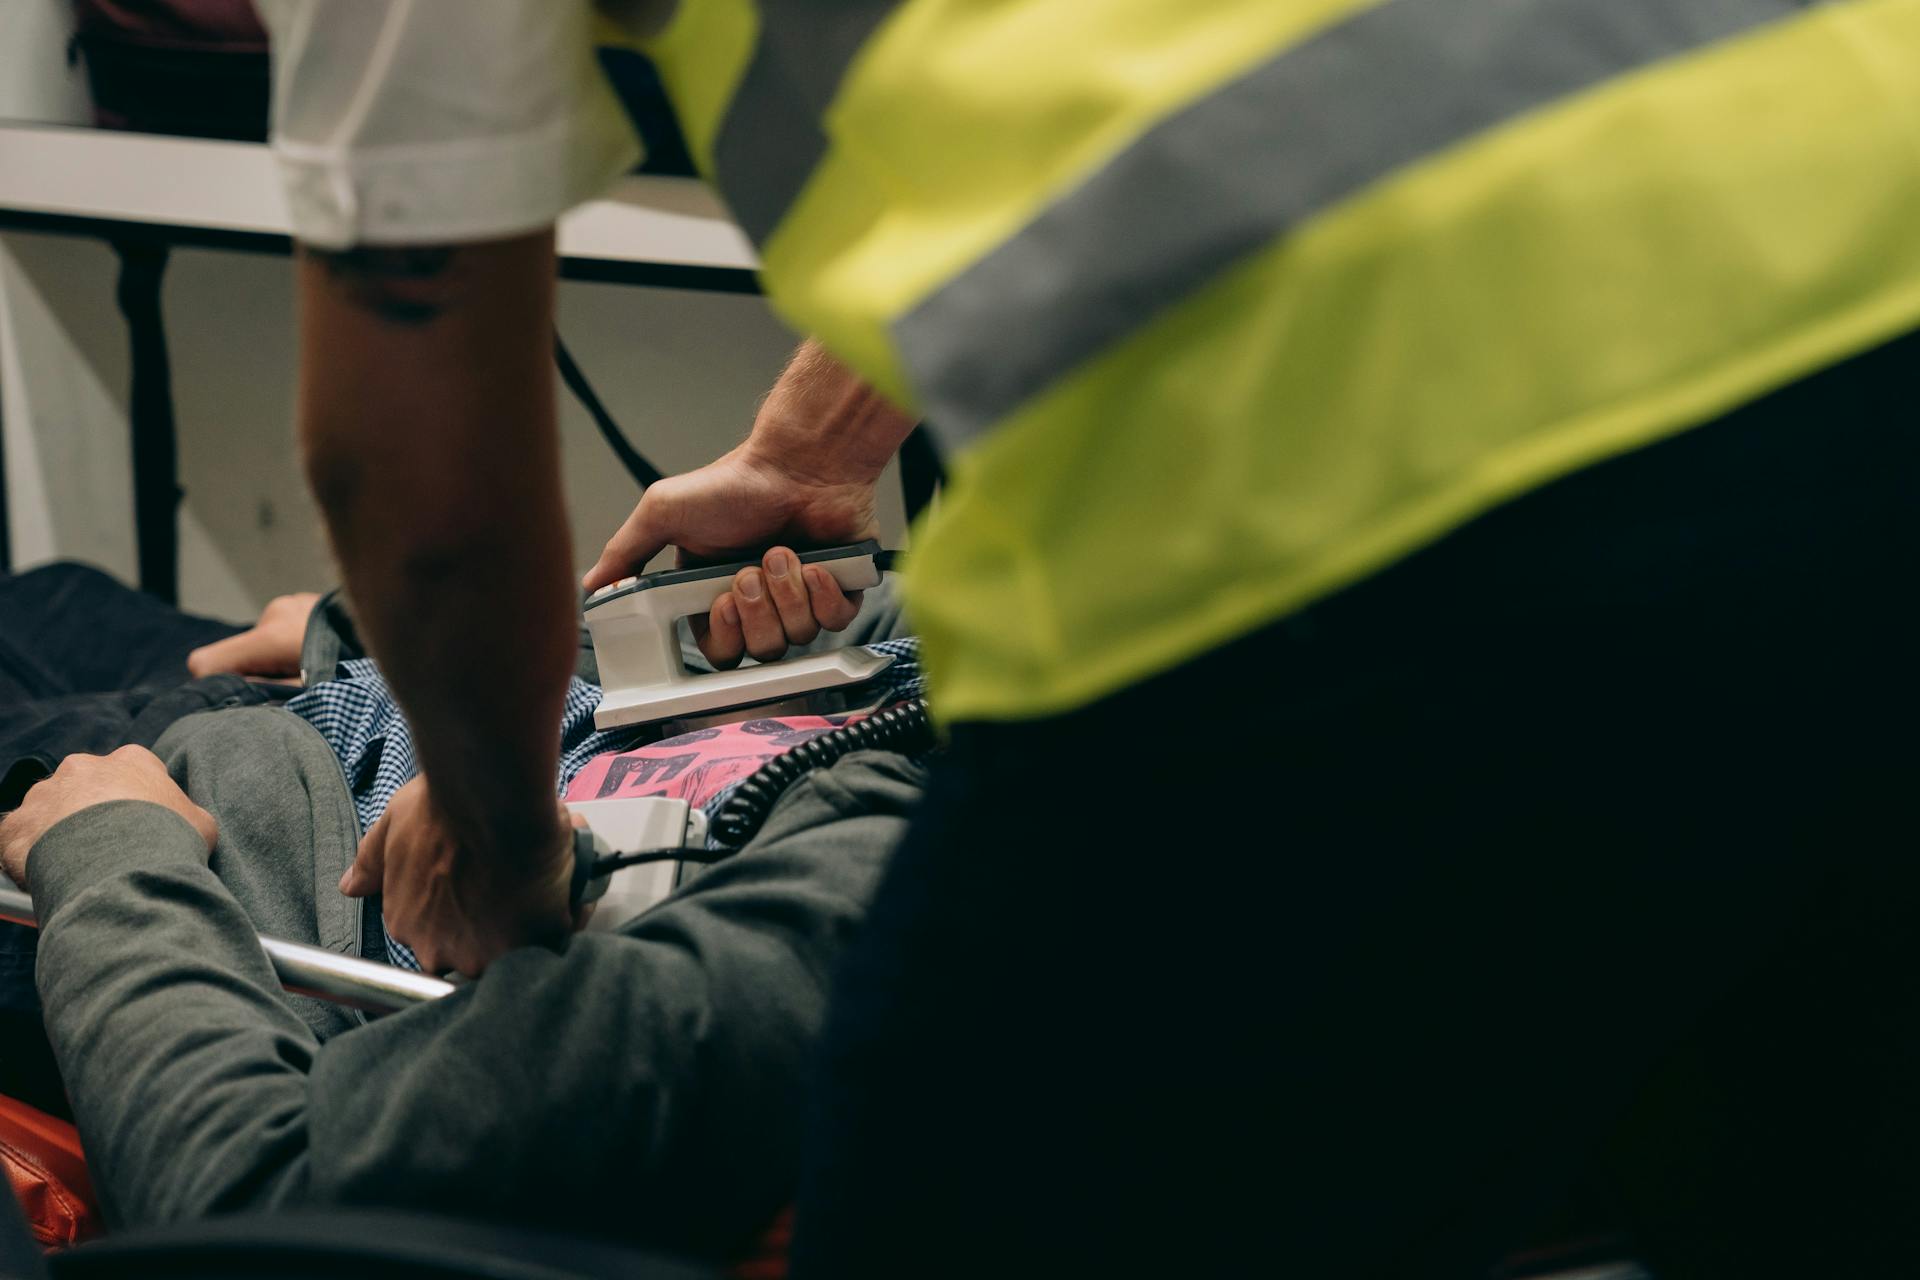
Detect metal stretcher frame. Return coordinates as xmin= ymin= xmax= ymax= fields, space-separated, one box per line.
xmin=0 ymin=883 xmax=453 ymax=1014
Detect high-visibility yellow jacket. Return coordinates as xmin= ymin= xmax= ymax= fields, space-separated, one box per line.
xmin=634 ymin=0 xmax=1920 ymax=722
xmin=274 ymin=0 xmax=1920 ymax=723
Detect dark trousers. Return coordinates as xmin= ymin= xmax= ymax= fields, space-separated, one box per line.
xmin=0 ymin=561 xmax=242 ymax=697
xmin=794 ymin=330 xmax=1919 ymax=1279
xmin=0 ymin=562 xmax=252 ymax=811
xmin=1 ymin=564 xmax=247 ymax=1111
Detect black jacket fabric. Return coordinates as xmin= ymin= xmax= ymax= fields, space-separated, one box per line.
xmin=0 ymin=562 xmax=279 ymax=811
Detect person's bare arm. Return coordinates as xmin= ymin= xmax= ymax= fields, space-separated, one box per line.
xmin=296 ymin=231 xmax=574 ymax=973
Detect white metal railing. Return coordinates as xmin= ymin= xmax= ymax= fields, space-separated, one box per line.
xmin=0 ymin=881 xmax=452 ymax=1013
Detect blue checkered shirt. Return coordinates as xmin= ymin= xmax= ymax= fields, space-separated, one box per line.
xmin=287 ymin=639 xmax=925 ymax=971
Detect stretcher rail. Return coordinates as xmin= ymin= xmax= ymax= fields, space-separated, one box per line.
xmin=0 ymin=884 xmax=453 ymax=1013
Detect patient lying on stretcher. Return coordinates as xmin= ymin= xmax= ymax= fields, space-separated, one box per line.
xmin=0 ymin=554 xmax=920 ymax=1259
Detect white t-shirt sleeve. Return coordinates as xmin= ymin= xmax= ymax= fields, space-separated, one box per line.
xmin=256 ymin=0 xmax=643 ymax=249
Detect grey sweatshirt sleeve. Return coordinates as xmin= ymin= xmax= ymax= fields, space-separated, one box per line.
xmin=29 ymin=801 xmax=321 ymax=1225
xmin=32 ymin=754 xmax=922 ymax=1255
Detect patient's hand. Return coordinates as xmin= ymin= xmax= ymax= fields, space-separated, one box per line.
xmin=341 ymin=775 xmax=574 ymax=977
xmin=0 ymin=746 xmax=217 ymax=887
xmin=186 ymin=592 xmax=323 ymax=683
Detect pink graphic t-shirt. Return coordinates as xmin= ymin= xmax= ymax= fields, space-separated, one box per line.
xmin=563 ymin=716 xmax=860 ymax=810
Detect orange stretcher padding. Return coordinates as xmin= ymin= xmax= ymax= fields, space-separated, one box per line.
xmin=4 ymin=1084 xmax=797 ymax=1268
xmin=1 ymin=1093 xmax=100 ymax=1250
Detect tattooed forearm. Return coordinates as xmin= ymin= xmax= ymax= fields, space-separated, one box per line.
xmin=311 ymin=245 xmax=461 ymax=326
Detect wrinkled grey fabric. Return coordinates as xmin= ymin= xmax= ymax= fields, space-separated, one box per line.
xmin=30 ymin=752 xmax=921 ymax=1255
xmin=154 ymin=706 xmax=366 ymax=1040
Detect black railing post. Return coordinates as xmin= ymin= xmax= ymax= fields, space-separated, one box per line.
xmin=112 ymin=240 xmax=181 ymax=603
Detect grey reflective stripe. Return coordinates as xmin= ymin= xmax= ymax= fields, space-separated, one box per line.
xmin=712 ymin=0 xmax=901 ymax=244
xmin=895 ymin=0 xmax=1818 ymax=451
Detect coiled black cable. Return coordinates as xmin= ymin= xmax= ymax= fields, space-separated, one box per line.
xmin=711 ymin=697 xmax=937 ymax=848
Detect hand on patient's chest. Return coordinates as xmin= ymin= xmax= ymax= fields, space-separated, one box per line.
xmin=339 ymin=774 xmax=574 ymax=979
